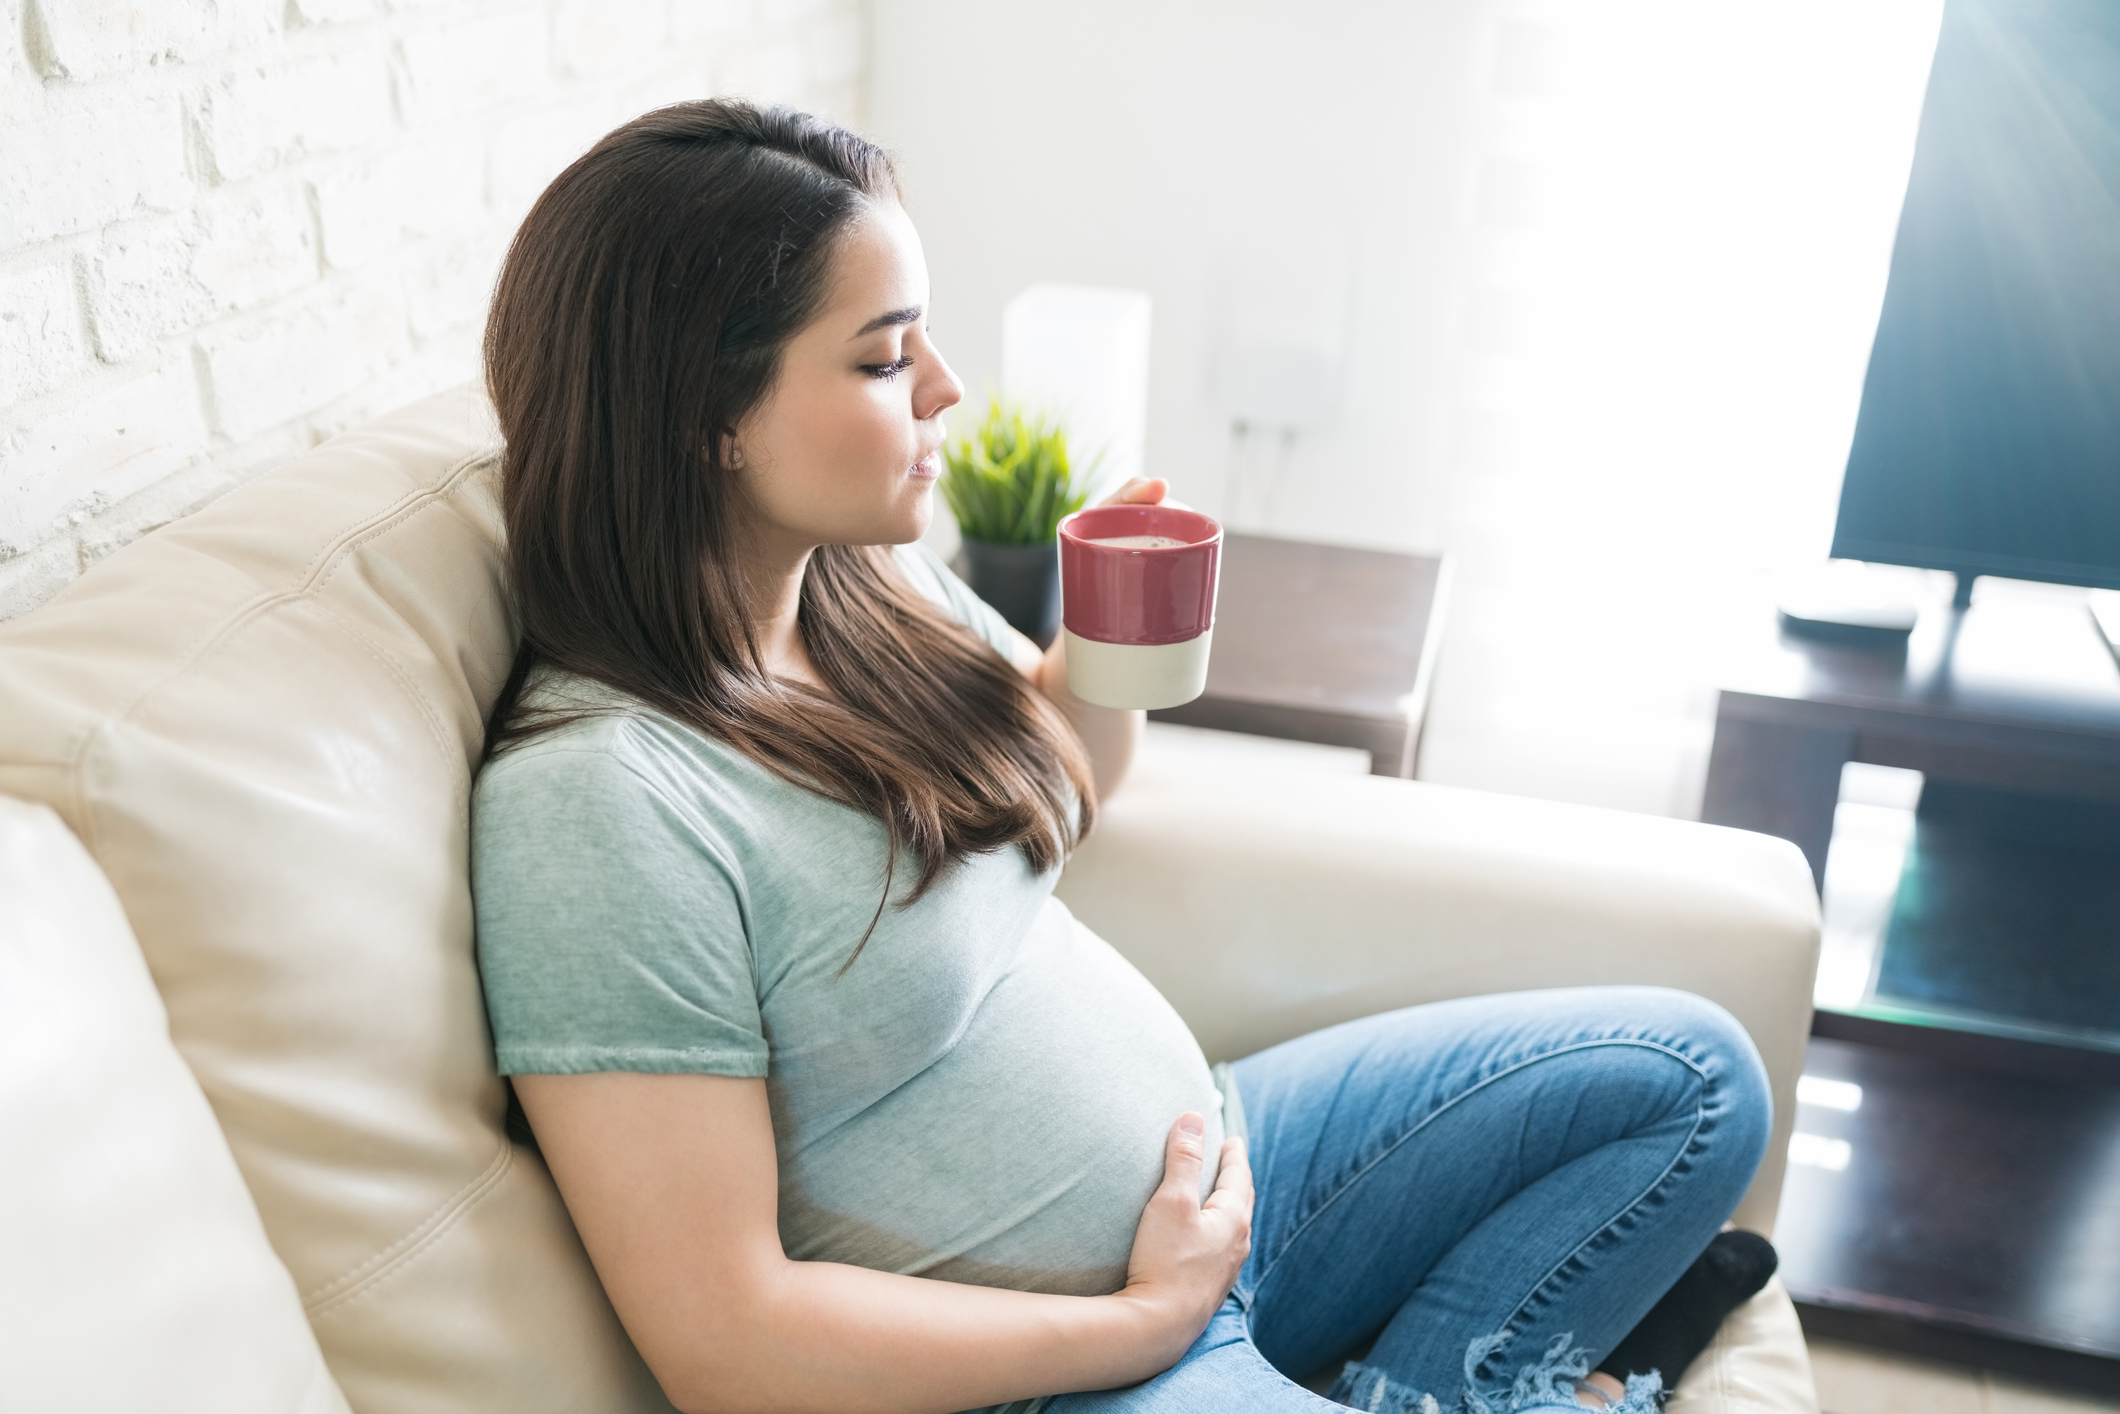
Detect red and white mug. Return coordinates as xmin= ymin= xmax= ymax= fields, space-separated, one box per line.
xmin=1057 ymin=504 xmax=1222 ymax=711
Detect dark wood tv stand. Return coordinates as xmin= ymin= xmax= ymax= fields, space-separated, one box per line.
xmin=1701 ymin=586 xmax=2120 ymax=1392
xmin=1704 ymin=589 xmax=2120 ymax=892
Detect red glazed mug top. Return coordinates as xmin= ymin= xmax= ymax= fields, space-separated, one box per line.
xmin=1058 ymin=505 xmax=1222 ymax=646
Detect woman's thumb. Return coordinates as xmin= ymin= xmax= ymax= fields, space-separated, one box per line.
xmin=1160 ymin=1112 xmax=1206 ymax=1193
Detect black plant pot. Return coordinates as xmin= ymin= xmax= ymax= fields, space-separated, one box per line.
xmin=960 ymin=537 xmax=1061 ymax=648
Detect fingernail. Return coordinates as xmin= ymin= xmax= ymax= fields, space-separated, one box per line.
xmin=1178 ymin=1113 xmax=1204 ymax=1136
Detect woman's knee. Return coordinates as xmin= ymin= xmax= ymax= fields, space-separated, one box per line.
xmin=1613 ymin=986 xmax=1773 ymax=1178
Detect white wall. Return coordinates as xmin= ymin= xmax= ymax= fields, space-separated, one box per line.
xmin=0 ymin=0 xmax=865 ymax=619
xmin=871 ymin=0 xmax=1941 ymax=818
xmin=875 ymin=0 xmax=1490 ymax=556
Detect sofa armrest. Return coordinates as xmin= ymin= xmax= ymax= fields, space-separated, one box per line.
xmin=1055 ymin=752 xmax=1820 ymax=1234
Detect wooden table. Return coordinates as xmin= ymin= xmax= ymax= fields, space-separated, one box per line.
xmin=1149 ymin=533 xmax=1449 ymax=777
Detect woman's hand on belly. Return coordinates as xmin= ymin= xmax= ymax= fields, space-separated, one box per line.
xmin=1116 ymin=1112 xmax=1256 ymax=1364
xmin=514 ymin=1075 xmax=1254 ymax=1414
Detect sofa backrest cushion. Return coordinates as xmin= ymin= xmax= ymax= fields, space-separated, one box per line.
xmin=0 ymin=796 xmax=350 ymax=1414
xmin=0 ymin=386 xmax=673 ymax=1412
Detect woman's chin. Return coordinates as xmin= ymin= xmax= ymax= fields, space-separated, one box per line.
xmin=887 ymin=493 xmax=936 ymax=545
xmin=837 ymin=510 xmax=930 ymax=549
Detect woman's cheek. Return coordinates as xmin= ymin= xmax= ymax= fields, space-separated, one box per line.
xmin=855 ymin=404 xmax=911 ymax=478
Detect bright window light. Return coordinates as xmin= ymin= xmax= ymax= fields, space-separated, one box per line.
xmin=1412 ymin=1 xmax=1948 ymax=819
xmin=1789 ymin=1132 xmax=1853 ymax=1171
xmin=1796 ymin=1075 xmax=1864 ymax=1112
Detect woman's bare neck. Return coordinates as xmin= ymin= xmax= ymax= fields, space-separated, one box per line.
xmin=735 ymin=532 xmax=827 ymax=692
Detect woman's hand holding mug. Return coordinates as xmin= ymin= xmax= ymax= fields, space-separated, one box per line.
xmin=1098 ymin=477 xmax=1187 ymax=512
xmin=1058 ymin=483 xmax=1223 ymax=711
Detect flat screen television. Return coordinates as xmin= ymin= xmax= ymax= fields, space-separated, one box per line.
xmin=1831 ymin=0 xmax=2120 ymax=595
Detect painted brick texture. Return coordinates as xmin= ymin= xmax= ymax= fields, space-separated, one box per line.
xmin=0 ymin=0 xmax=868 ymax=618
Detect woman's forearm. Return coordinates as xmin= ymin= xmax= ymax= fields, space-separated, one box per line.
xmin=1034 ymin=633 xmax=1143 ymax=801
xmin=523 ymin=1074 xmax=1237 ymax=1414
xmin=656 ymin=1258 xmax=1179 ymax=1414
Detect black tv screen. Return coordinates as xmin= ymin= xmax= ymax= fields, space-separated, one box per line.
xmin=1832 ymin=0 xmax=2120 ymax=591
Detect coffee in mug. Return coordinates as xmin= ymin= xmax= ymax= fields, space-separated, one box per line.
xmin=1057 ymin=505 xmax=1222 ymax=711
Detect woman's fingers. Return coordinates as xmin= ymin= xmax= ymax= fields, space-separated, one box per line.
xmin=1093 ymin=477 xmax=1197 ymax=513
xmin=1209 ymin=1138 xmax=1250 ymax=1194
xmin=1205 ymin=1138 xmax=1254 ymax=1220
xmin=1098 ymin=477 xmax=1167 ymax=508
xmin=1120 ymin=1114 xmax=1251 ymax=1339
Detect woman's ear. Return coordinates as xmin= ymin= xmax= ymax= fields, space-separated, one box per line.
xmin=718 ymin=430 xmax=744 ymax=472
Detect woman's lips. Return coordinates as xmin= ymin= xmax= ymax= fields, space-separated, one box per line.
xmin=910 ymin=452 xmax=940 ymax=481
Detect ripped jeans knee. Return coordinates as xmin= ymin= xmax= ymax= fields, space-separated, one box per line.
xmin=1327 ymin=1333 xmax=1667 ymax=1414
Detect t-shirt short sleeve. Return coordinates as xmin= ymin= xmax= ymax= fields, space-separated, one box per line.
xmin=894 ymin=541 xmax=1022 ymax=661
xmin=473 ymin=730 xmax=768 ymax=1078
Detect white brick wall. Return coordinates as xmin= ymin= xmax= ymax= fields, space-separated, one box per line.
xmin=0 ymin=0 xmax=869 ymax=619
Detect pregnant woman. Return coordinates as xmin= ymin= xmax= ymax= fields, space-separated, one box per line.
xmin=471 ymin=101 xmax=1779 ymax=1414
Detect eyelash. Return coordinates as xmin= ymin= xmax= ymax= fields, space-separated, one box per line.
xmin=863 ymin=355 xmax=916 ymax=381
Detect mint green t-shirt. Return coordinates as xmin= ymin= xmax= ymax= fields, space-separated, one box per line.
xmin=472 ymin=546 xmax=1231 ymax=1355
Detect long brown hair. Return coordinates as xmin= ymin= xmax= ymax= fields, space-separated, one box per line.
xmin=483 ymin=101 xmax=1094 ymax=946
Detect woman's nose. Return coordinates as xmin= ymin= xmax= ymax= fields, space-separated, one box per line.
xmin=917 ymin=347 xmax=965 ymax=422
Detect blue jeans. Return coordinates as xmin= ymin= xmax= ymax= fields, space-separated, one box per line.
xmin=1046 ymin=987 xmax=1772 ymax=1414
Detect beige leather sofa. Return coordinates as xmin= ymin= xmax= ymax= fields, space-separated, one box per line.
xmin=0 ymin=386 xmax=1824 ymax=1414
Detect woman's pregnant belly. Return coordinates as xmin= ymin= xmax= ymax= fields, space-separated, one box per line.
xmin=774 ymin=904 xmax=1227 ymax=1295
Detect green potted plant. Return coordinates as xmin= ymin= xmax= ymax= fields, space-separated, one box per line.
xmin=941 ymin=398 xmax=1095 ymax=645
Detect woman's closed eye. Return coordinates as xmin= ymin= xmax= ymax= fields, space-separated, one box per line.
xmin=862 ymin=354 xmax=915 ymax=380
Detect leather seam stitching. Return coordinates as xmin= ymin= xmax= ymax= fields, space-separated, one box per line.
xmin=303 ymin=1139 xmax=515 ymax=1318
xmin=277 ymin=598 xmax=463 ymax=772
xmin=83 ymin=447 xmax=493 ymax=741
xmin=34 ymin=432 xmax=509 ymax=1325
xmin=69 ymin=446 xmax=497 ymax=863
xmin=296 ymin=454 xmax=507 ymax=772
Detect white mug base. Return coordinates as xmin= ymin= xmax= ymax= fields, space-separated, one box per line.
xmin=1063 ymin=628 xmax=1214 ymax=711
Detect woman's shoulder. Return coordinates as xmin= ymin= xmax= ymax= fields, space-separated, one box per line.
xmin=479 ymin=670 xmax=730 ymax=813
xmin=483 ymin=669 xmax=660 ymax=769
xmin=475 ymin=668 xmax=827 ymax=847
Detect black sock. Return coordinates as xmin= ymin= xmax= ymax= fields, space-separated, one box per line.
xmin=1601 ymin=1230 xmax=1779 ymax=1392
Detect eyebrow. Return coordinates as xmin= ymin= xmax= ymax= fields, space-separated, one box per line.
xmin=851 ymin=305 xmax=923 ymax=339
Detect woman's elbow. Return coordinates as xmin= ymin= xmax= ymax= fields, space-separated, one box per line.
xmin=626 ymin=1279 xmax=797 ymax=1414
xmin=650 ymin=1347 xmax=785 ymax=1414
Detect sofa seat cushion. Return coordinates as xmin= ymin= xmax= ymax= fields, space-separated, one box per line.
xmin=0 ymin=796 xmax=349 ymax=1414
xmin=0 ymin=385 xmax=672 ymax=1413
xmin=1667 ymin=1279 xmax=1819 ymax=1414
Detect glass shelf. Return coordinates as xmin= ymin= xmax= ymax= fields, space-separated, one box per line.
xmin=1815 ymin=761 xmax=2120 ymax=1053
